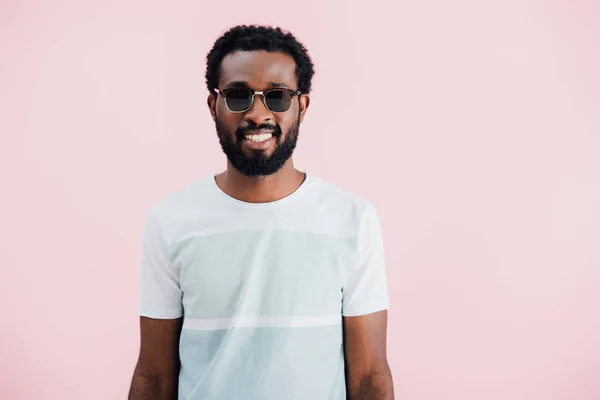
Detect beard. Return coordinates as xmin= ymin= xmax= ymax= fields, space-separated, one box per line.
xmin=215 ymin=110 xmax=300 ymax=177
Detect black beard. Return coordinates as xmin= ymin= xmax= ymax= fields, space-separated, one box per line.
xmin=215 ymin=111 xmax=300 ymax=177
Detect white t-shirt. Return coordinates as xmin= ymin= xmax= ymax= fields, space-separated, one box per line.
xmin=139 ymin=172 xmax=389 ymax=400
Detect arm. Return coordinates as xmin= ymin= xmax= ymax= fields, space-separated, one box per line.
xmin=343 ymin=310 xmax=394 ymax=400
xmin=128 ymin=316 xmax=183 ymax=400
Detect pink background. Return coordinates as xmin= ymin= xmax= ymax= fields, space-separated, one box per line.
xmin=2 ymin=1 xmax=599 ymax=399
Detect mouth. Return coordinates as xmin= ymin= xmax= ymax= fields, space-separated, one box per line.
xmin=244 ymin=130 xmax=274 ymax=142
xmin=241 ymin=129 xmax=276 ymax=151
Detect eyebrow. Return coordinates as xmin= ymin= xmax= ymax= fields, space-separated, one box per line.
xmin=268 ymin=82 xmax=289 ymax=88
xmin=223 ymin=81 xmax=291 ymax=89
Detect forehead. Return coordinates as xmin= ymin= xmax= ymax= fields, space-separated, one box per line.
xmin=219 ymin=50 xmax=297 ymax=89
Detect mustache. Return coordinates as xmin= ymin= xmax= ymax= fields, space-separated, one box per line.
xmin=236 ymin=123 xmax=281 ymax=138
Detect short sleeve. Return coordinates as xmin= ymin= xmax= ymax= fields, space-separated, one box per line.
xmin=138 ymin=208 xmax=183 ymax=319
xmin=342 ymin=204 xmax=390 ymax=317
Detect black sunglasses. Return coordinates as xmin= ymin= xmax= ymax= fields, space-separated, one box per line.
xmin=213 ymin=87 xmax=302 ymax=113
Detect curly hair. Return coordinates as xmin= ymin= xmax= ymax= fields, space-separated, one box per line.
xmin=205 ymin=24 xmax=315 ymax=95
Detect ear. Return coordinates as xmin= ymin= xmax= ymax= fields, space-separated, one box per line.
xmin=207 ymin=93 xmax=217 ymax=122
xmin=299 ymin=94 xmax=310 ymax=123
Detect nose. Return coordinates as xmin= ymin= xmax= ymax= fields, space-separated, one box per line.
xmin=243 ymin=93 xmax=273 ymax=126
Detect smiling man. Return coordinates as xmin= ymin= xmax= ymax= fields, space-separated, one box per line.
xmin=129 ymin=25 xmax=394 ymax=400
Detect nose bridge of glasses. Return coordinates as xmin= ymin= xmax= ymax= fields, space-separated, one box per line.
xmin=244 ymin=90 xmax=273 ymax=118
xmin=249 ymin=90 xmax=272 ymax=112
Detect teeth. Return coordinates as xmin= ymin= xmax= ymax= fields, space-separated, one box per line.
xmin=244 ymin=133 xmax=273 ymax=142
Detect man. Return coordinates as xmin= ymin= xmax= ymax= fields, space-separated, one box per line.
xmin=129 ymin=24 xmax=394 ymax=400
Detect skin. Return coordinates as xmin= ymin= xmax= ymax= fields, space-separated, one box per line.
xmin=128 ymin=317 xmax=182 ymax=399
xmin=209 ymin=50 xmax=309 ymax=203
xmin=129 ymin=50 xmax=393 ymax=399
xmin=344 ymin=311 xmax=395 ymax=399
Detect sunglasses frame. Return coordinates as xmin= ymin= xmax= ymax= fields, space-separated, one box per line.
xmin=213 ymin=87 xmax=302 ymax=113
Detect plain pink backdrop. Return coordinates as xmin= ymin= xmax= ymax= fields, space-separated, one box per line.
xmin=1 ymin=1 xmax=599 ymax=399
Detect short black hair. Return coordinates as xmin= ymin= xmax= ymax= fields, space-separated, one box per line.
xmin=205 ymin=25 xmax=315 ymax=95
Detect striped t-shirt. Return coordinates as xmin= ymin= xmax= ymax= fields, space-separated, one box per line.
xmin=139 ymin=172 xmax=389 ymax=400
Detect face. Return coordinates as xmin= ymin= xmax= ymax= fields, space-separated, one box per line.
xmin=208 ymin=50 xmax=310 ymax=177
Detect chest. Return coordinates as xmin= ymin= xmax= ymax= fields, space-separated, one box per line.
xmin=172 ymin=230 xmax=357 ymax=319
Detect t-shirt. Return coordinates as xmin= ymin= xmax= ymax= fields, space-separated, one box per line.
xmin=139 ymin=172 xmax=390 ymax=400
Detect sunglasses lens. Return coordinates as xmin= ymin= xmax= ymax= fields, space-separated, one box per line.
xmin=222 ymin=88 xmax=294 ymax=112
xmin=224 ymin=89 xmax=252 ymax=112
xmin=265 ymin=90 xmax=293 ymax=112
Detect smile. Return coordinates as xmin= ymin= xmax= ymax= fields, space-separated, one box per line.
xmin=244 ymin=132 xmax=273 ymax=143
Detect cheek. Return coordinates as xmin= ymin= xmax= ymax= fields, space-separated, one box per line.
xmin=277 ymin=115 xmax=298 ymax=133
xmin=217 ymin=107 xmax=242 ymax=130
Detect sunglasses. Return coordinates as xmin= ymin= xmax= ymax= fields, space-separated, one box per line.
xmin=213 ymin=87 xmax=302 ymax=113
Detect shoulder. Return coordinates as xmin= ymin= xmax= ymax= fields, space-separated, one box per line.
xmin=143 ymin=175 xmax=216 ymax=235
xmin=304 ymin=174 xmax=378 ymax=231
xmin=150 ymin=175 xmax=215 ymax=214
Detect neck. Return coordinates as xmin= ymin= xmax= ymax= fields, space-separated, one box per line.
xmin=215 ymin=159 xmax=306 ymax=204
